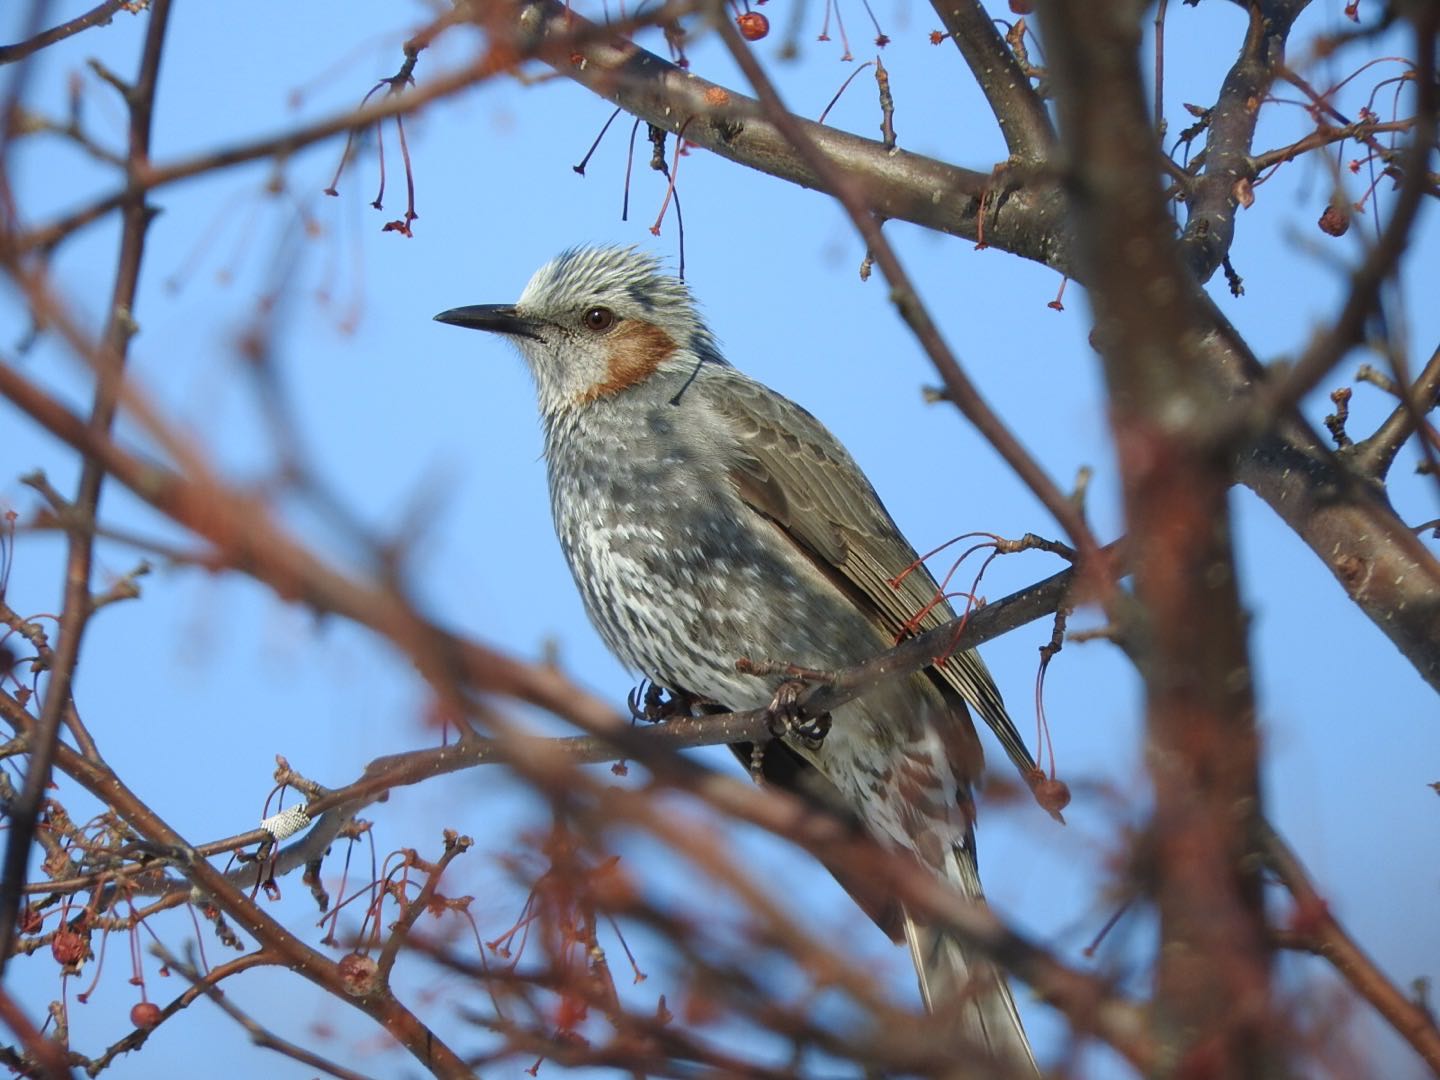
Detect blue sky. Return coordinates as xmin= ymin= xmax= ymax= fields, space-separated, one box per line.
xmin=2 ymin=1 xmax=1437 ymax=1076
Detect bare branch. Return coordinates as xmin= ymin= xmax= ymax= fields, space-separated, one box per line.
xmin=1353 ymin=342 xmax=1440 ymax=478
xmin=155 ymin=946 xmax=379 ymax=1080
xmin=1247 ymin=12 xmax=1437 ymax=420
xmin=0 ymin=0 xmax=174 ymax=978
xmin=1178 ymin=0 xmax=1310 ymax=282
xmin=1259 ymin=820 xmax=1440 ymax=1074
xmin=0 ymin=0 xmax=135 ymax=66
xmin=710 ymin=8 xmax=1104 ymax=575
xmin=518 ymin=0 xmax=1074 ymax=271
xmin=926 ymin=0 xmax=1055 ymax=161
xmin=1039 ymin=2 xmax=1274 ymax=1073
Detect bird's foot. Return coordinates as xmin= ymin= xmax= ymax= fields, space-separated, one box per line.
xmin=626 ymin=681 xmax=700 ymax=723
xmin=763 ymin=679 xmax=832 ymax=751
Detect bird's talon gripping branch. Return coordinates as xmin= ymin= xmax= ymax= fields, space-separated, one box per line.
xmin=627 ymin=681 xmax=697 ymax=723
xmin=763 ymin=680 xmax=831 ymax=749
xmin=793 ymin=711 xmax=832 ymax=750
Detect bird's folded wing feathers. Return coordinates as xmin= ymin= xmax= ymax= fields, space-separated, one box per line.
xmin=712 ymin=376 xmax=1037 ymax=779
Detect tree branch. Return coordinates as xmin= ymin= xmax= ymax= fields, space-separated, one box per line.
xmin=710 ymin=8 xmax=1103 ymax=574
xmin=1246 ymin=8 xmax=1438 ymax=422
xmin=1259 ymin=819 xmax=1440 ymax=1074
xmin=1039 ymin=1 xmax=1275 ymax=1073
xmin=522 ymin=0 xmax=1440 ymax=688
xmin=1352 ymin=342 xmax=1440 ymax=479
xmin=1198 ymin=302 xmax=1440 ymax=692
xmin=1178 ymin=0 xmax=1309 ymax=282
xmin=518 ymin=0 xmax=1074 ymax=271
xmin=927 ymin=0 xmax=1055 ymax=161
xmin=0 ymin=0 xmax=173 ymax=978
xmin=0 ymin=0 xmax=134 ymax=66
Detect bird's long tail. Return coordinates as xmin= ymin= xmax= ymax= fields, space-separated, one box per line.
xmin=902 ymin=841 xmax=1038 ymax=1076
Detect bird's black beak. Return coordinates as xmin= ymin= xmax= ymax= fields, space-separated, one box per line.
xmin=433 ymin=304 xmax=543 ymax=341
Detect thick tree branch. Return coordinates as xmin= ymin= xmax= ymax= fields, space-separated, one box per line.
xmin=927 ymin=0 xmax=1055 ymax=161
xmin=1039 ymin=1 xmax=1276 ymax=1074
xmin=518 ymin=0 xmax=1074 ymax=271
xmin=1196 ymin=304 xmax=1440 ymax=691
xmin=1178 ymin=0 xmax=1309 ymax=282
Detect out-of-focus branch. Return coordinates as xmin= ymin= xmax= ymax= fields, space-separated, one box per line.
xmin=0 ymin=693 xmax=473 ymax=1080
xmin=0 ymin=985 xmax=71 ymax=1080
xmin=1178 ymin=0 xmax=1309 ymax=282
xmin=0 ymin=0 xmax=173 ymax=979
xmin=1259 ymin=820 xmax=1440 ymax=1074
xmin=926 ymin=0 xmax=1055 ymax=161
xmin=1039 ymin=3 xmax=1275 ymax=1075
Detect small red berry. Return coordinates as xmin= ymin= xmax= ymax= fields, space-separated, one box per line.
xmin=51 ymin=929 xmax=87 ymax=966
xmin=1318 ymin=204 xmax=1350 ymax=237
xmin=130 ymin=1002 xmax=162 ymax=1029
xmin=736 ymin=11 xmax=769 ymax=40
xmin=1035 ymin=777 xmax=1072 ymax=816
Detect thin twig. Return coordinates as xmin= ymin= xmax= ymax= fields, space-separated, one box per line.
xmin=155 ymin=945 xmax=379 ymax=1080
xmin=1352 ymin=343 xmax=1440 ymax=478
xmin=1259 ymin=820 xmax=1440 ymax=1073
xmin=0 ymin=0 xmax=133 ymax=65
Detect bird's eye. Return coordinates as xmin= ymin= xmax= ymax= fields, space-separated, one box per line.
xmin=582 ymin=306 xmax=616 ymax=332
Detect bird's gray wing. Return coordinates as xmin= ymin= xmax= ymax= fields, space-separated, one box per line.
xmin=710 ymin=373 xmax=1037 ymax=781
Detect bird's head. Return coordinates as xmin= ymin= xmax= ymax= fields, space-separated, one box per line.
xmin=435 ymin=246 xmax=721 ymax=418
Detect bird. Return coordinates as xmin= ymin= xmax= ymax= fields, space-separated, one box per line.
xmin=436 ymin=245 xmax=1041 ymax=1073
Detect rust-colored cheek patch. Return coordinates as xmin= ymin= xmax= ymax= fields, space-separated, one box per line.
xmin=577 ymin=321 xmax=677 ymax=404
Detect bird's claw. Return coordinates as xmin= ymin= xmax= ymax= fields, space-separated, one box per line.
xmin=627 ymin=681 xmax=699 ymax=723
xmin=765 ymin=680 xmax=831 ymax=751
